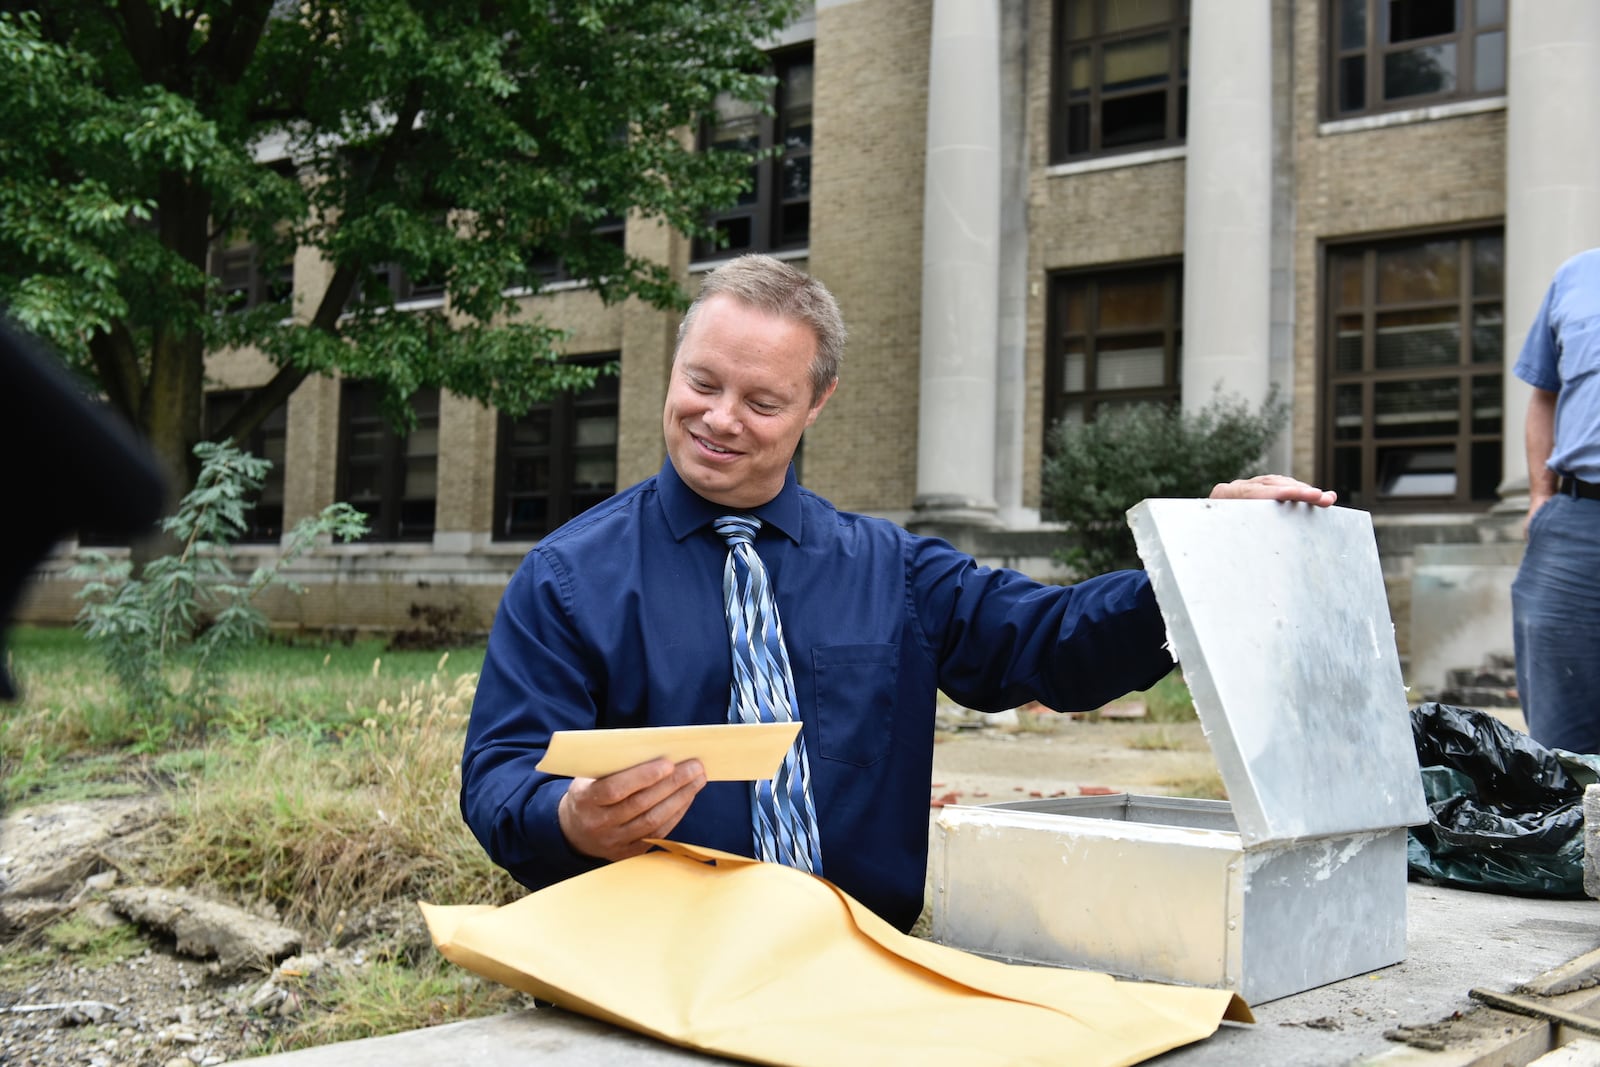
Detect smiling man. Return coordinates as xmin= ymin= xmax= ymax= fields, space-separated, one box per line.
xmin=460 ymin=254 xmax=1333 ymax=931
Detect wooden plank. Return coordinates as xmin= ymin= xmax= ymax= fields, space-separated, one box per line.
xmin=1527 ymin=1037 xmax=1600 ymax=1066
xmin=1524 ymin=948 xmax=1600 ymax=997
xmin=1469 ymin=989 xmax=1600 ymax=1039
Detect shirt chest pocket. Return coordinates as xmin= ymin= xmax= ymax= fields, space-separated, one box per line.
xmin=1558 ymin=315 xmax=1600 ymax=382
xmin=810 ymin=644 xmax=898 ymax=767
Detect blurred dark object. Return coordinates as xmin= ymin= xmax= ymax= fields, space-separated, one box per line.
xmin=1407 ymin=701 xmax=1600 ymax=898
xmin=0 ymin=316 xmax=167 ymax=699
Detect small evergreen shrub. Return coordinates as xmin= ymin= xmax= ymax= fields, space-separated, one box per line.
xmin=1042 ymin=390 xmax=1289 ymax=577
xmin=73 ymin=441 xmax=367 ymax=745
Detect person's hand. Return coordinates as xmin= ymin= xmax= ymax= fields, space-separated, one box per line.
xmin=557 ymin=757 xmax=708 ymax=861
xmin=1524 ymin=494 xmax=1552 ymax=539
xmin=1209 ymin=474 xmax=1337 ymax=508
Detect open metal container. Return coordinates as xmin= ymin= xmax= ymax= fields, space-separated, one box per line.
xmin=928 ymin=499 xmax=1430 ymax=1005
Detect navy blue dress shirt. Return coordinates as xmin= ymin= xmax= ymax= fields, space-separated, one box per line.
xmin=461 ymin=459 xmax=1173 ymax=931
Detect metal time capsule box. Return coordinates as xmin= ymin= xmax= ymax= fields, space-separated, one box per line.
xmin=929 ymin=499 xmax=1430 ymax=1005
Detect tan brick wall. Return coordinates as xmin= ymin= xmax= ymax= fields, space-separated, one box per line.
xmin=252 ymin=574 xmax=505 ymax=634
xmin=1287 ymin=0 xmax=1507 ymax=480
xmin=616 ymin=214 xmax=689 ymax=488
xmin=282 ymin=374 xmax=340 ymax=528
xmin=435 ymin=390 xmax=499 ymax=534
xmin=1018 ymin=0 xmax=1190 ymax=508
xmin=205 ymin=346 xmax=278 ymax=390
xmin=802 ymin=0 xmax=931 ymax=515
xmin=1027 ymin=156 xmax=1188 ymax=508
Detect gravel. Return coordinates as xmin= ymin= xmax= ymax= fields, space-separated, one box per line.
xmin=0 ymin=943 xmax=292 ymax=1066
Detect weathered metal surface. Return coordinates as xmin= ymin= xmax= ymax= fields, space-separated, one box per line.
xmin=929 ymin=798 xmax=1409 ymax=1005
xmin=1127 ymin=499 xmax=1428 ymax=847
xmin=929 ymin=500 xmax=1427 ymax=1004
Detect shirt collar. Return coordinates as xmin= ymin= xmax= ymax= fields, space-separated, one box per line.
xmin=657 ymin=458 xmax=803 ymax=545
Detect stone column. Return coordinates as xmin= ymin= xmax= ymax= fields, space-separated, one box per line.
xmin=912 ymin=0 xmax=1001 ymax=527
xmin=433 ymin=391 xmax=498 ymax=552
xmin=1181 ymin=0 xmax=1273 ymax=413
xmin=1499 ymin=1 xmax=1600 ymax=512
xmin=993 ymin=0 xmax=1033 ymax=528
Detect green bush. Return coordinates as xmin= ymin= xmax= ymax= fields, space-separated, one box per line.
xmin=1042 ymin=390 xmax=1289 ymax=577
xmin=71 ymin=441 xmax=366 ymax=746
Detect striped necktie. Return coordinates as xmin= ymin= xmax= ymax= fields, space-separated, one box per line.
xmin=713 ymin=514 xmax=824 ymax=874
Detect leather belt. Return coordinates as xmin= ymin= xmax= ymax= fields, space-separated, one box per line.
xmin=1559 ymin=475 xmax=1600 ymax=502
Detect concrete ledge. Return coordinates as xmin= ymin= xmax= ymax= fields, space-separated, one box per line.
xmin=242 ymin=884 xmax=1600 ymax=1066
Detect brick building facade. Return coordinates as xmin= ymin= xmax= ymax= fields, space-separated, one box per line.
xmin=21 ymin=0 xmax=1600 ymax=692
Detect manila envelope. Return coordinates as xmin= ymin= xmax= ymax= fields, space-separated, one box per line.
xmin=536 ymin=722 xmax=800 ymax=781
xmin=422 ymin=840 xmax=1252 ymax=1067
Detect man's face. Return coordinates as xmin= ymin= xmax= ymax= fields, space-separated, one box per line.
xmin=663 ymin=294 xmax=836 ymax=510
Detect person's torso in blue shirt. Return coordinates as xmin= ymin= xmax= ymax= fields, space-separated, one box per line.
xmin=1515 ymin=247 xmax=1600 ymax=483
xmin=463 ymin=459 xmax=1169 ymax=931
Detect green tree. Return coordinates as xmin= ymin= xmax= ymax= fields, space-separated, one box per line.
xmin=0 ymin=1 xmax=799 ymax=494
xmin=1042 ymin=391 xmax=1290 ymax=577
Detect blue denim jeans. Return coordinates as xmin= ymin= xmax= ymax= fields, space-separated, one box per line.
xmin=1512 ymin=491 xmax=1600 ymax=754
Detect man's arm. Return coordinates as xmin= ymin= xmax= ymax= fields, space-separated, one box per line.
xmin=917 ymin=475 xmax=1336 ymax=714
xmin=1525 ymin=385 xmax=1560 ymax=531
xmin=461 ymin=555 xmax=704 ymax=887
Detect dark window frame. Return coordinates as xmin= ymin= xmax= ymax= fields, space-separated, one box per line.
xmin=211 ymin=159 xmax=299 ymax=313
xmin=364 ymin=261 xmax=447 ymax=305
xmin=1050 ymin=0 xmax=1190 ymax=164
xmin=694 ymin=45 xmax=813 ymax=261
xmin=203 ymin=390 xmax=288 ymax=543
xmin=492 ymin=355 xmax=620 ymax=541
xmin=526 ymin=214 xmax=626 ymax=286
xmin=1319 ymin=227 xmax=1504 ymax=513
xmin=212 ymin=243 xmax=294 ymax=312
xmin=1045 ymin=261 xmax=1184 ymax=433
xmin=1325 ymin=0 xmax=1507 ymax=120
xmin=336 ymin=382 xmax=439 ymax=542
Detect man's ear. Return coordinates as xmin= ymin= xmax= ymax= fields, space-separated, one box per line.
xmin=805 ymin=377 xmax=839 ymax=428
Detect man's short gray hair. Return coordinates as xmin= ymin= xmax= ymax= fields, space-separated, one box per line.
xmin=675 ymin=254 xmax=846 ymax=403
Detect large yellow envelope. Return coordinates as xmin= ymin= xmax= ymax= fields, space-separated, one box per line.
xmin=421 ymin=840 xmax=1252 ymax=1066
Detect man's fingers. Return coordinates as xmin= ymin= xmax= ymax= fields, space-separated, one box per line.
xmin=559 ymin=758 xmax=707 ymax=860
xmin=1209 ymin=474 xmax=1337 ymax=507
xmin=581 ymin=756 xmax=679 ymax=805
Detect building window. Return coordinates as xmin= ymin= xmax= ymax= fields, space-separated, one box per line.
xmin=213 ymin=244 xmax=293 ymax=312
xmin=695 ymin=47 xmax=812 ymax=260
xmin=203 ymin=391 xmax=288 ymax=543
xmin=1045 ymin=264 xmax=1183 ymax=432
xmin=1327 ymin=0 xmax=1506 ymax=118
xmin=1322 ymin=230 xmax=1503 ymax=510
xmin=363 ymin=262 xmax=446 ymax=305
xmin=338 ymin=383 xmax=438 ymax=541
xmin=493 ymin=357 xmax=618 ymax=540
xmin=526 ymin=214 xmax=626 ymax=286
xmin=1051 ymin=0 xmax=1189 ymax=162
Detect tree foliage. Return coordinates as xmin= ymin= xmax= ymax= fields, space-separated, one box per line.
xmin=0 ymin=1 xmax=800 ymax=490
xmin=1042 ymin=391 xmax=1290 ymax=577
xmin=72 ymin=441 xmax=367 ymax=745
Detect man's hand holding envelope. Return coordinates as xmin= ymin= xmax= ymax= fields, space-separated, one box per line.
xmin=538 ymin=722 xmax=801 ymax=863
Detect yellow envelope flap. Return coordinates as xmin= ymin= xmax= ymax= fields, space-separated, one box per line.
xmin=639 ymin=840 xmax=1256 ymax=1025
xmin=422 ymin=841 xmax=1252 ymax=1066
xmin=535 ymin=722 xmax=800 ymax=780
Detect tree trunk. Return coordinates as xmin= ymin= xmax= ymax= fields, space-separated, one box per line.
xmin=133 ymin=172 xmax=215 ymax=564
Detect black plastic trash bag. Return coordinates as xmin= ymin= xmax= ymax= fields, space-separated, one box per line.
xmin=1407 ymin=702 xmax=1600 ymax=898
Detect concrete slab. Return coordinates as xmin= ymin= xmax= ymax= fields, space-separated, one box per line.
xmin=242 ymin=883 xmax=1600 ymax=1066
